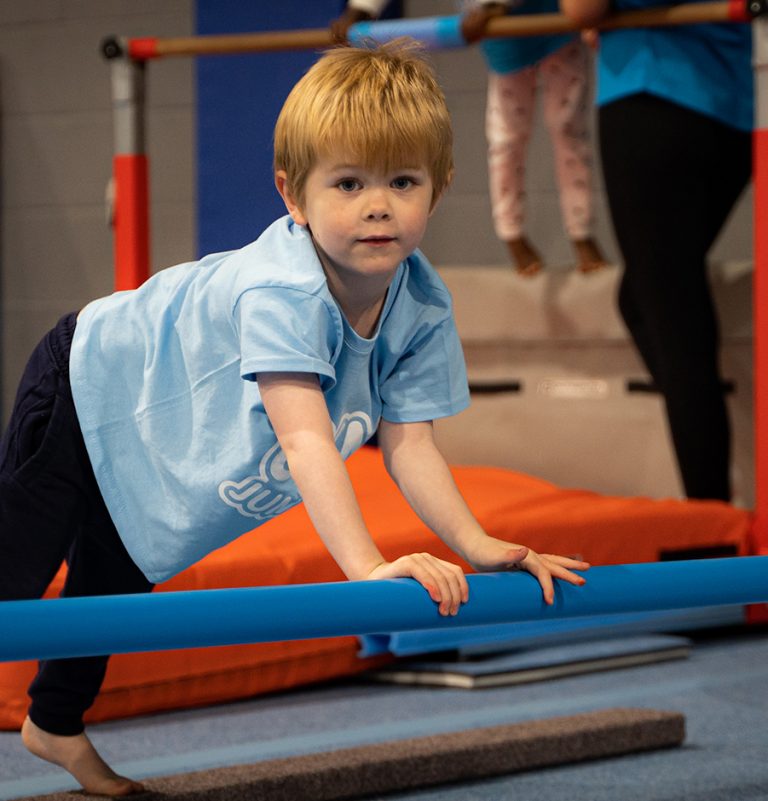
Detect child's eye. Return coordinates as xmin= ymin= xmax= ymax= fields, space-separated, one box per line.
xmin=337 ymin=178 xmax=361 ymax=192
xmin=391 ymin=176 xmax=415 ymax=190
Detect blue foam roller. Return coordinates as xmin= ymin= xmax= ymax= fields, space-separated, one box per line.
xmin=0 ymin=557 xmax=766 ymax=662
xmin=349 ymin=16 xmax=466 ymax=50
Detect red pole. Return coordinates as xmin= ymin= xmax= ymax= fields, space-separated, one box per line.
xmin=753 ymin=18 xmax=768 ymax=556
xmin=104 ymin=41 xmax=150 ymax=290
xmin=113 ymin=154 xmax=150 ymax=290
xmin=747 ymin=15 xmax=768 ymax=624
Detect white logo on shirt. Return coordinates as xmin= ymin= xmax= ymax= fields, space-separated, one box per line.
xmin=218 ymin=411 xmax=374 ymax=520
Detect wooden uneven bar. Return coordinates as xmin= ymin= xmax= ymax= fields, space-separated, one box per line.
xmin=15 ymin=709 xmax=685 ymax=801
xmin=136 ymin=2 xmax=734 ymax=59
xmin=485 ymin=1 xmax=735 ymax=37
xmin=149 ymin=28 xmax=334 ymax=58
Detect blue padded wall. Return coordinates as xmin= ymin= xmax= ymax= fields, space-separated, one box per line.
xmin=195 ymin=2 xmax=344 ymax=256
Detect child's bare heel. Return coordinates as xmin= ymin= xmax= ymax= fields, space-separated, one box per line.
xmin=21 ymin=716 xmax=146 ymax=796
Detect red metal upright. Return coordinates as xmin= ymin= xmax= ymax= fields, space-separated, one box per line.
xmin=105 ymin=41 xmax=150 ymax=290
xmin=753 ymin=15 xmax=768 ymax=556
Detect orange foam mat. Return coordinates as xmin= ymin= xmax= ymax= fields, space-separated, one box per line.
xmin=0 ymin=447 xmax=752 ymax=730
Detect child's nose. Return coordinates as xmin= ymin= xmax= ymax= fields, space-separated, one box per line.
xmin=364 ymin=190 xmax=392 ymax=220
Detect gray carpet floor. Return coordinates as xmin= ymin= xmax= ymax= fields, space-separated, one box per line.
xmin=1 ymin=626 xmax=767 ymax=801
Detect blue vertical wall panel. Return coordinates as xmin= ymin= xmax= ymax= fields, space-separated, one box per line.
xmin=195 ymin=3 xmax=344 ymax=256
xmin=195 ymin=2 xmax=402 ymax=257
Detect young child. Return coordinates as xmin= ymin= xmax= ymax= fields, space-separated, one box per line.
xmin=462 ymin=0 xmax=606 ymax=275
xmin=0 ymin=41 xmax=589 ymax=796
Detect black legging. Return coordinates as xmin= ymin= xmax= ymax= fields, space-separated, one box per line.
xmin=599 ymin=94 xmax=752 ymax=501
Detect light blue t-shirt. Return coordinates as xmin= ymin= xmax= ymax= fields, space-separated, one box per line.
xmin=597 ymin=0 xmax=753 ymax=132
xmin=70 ymin=216 xmax=470 ymax=583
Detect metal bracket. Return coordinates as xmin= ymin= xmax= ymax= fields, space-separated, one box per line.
xmin=101 ymin=36 xmax=125 ymax=60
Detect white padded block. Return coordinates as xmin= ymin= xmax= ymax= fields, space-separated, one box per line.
xmin=434 ymin=263 xmax=754 ymax=505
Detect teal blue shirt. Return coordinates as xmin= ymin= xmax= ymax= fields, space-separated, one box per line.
xmin=480 ymin=0 xmax=575 ymax=74
xmin=70 ymin=216 xmax=469 ymax=583
xmin=597 ymin=0 xmax=753 ymax=131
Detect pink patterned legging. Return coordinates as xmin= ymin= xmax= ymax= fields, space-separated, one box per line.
xmin=485 ymin=40 xmax=594 ymax=241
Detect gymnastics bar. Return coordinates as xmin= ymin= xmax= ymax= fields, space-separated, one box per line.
xmin=114 ymin=3 xmax=747 ymax=60
xmin=101 ymin=1 xmax=752 ymax=290
xmin=1 ymin=557 xmax=766 ymax=662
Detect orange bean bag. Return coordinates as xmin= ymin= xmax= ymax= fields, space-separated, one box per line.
xmin=0 ymin=447 xmax=752 ymax=730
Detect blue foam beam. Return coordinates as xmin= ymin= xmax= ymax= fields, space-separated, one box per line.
xmin=0 ymin=557 xmax=766 ymax=662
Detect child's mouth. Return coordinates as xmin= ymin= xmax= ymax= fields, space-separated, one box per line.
xmin=360 ymin=236 xmax=395 ymax=246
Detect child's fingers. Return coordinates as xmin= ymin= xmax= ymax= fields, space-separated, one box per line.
xmin=543 ymin=554 xmax=591 ymax=571
xmin=521 ymin=553 xmax=589 ymax=604
xmin=538 ymin=554 xmax=589 ymax=586
xmin=426 ymin=556 xmax=468 ymax=616
xmin=404 ymin=553 xmax=468 ymax=616
xmin=525 ymin=560 xmax=556 ymax=605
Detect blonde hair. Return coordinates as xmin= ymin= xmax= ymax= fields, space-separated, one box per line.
xmin=274 ymin=39 xmax=454 ymax=208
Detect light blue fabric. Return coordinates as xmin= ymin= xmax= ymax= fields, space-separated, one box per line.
xmin=70 ymin=216 xmax=469 ymax=584
xmin=597 ymin=0 xmax=753 ymax=131
xmin=479 ymin=0 xmax=574 ymax=74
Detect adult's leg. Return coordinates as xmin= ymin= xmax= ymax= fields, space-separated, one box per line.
xmin=599 ymin=95 xmax=751 ymax=500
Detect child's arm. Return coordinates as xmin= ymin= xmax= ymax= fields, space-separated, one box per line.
xmin=258 ymin=372 xmax=469 ymax=615
xmin=377 ymin=419 xmax=590 ymax=605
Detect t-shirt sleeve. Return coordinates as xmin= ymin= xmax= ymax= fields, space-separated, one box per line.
xmin=379 ymin=314 xmax=470 ymax=423
xmin=234 ymin=286 xmax=340 ymax=384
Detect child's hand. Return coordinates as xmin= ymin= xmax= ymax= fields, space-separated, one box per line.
xmin=366 ymin=554 xmax=469 ymax=616
xmin=460 ymin=3 xmax=506 ymax=44
xmin=581 ymin=28 xmax=600 ymax=49
xmin=329 ymin=7 xmax=373 ymax=44
xmin=464 ymin=535 xmax=590 ymax=605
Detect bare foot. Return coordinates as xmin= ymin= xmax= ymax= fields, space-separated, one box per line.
xmin=21 ymin=716 xmax=145 ymax=796
xmin=572 ymin=237 xmax=607 ymax=273
xmin=506 ymin=237 xmax=542 ymax=277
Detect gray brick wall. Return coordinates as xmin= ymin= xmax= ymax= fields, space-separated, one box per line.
xmin=0 ymin=1 xmax=195 ymax=417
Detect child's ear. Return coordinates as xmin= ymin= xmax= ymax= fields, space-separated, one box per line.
xmin=275 ymin=171 xmax=308 ymax=226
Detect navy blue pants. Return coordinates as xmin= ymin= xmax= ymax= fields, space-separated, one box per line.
xmin=0 ymin=313 xmax=153 ymax=735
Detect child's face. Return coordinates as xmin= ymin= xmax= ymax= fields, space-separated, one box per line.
xmin=277 ymin=152 xmax=435 ymax=287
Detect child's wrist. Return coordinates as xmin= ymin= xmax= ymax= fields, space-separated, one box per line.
xmin=451 ymin=526 xmax=487 ymax=563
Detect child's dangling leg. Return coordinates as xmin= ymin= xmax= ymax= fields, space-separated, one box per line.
xmin=485 ymin=67 xmax=543 ymax=276
xmin=541 ymin=40 xmax=607 ymax=273
xmin=572 ymin=236 xmax=607 ymax=273
xmin=506 ymin=236 xmax=542 ymax=276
